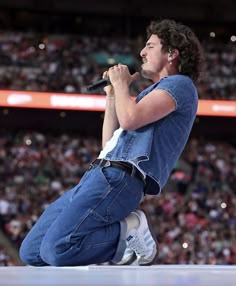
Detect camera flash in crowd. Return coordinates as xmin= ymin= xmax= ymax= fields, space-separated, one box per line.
xmin=25 ymin=139 xmax=32 ymax=146
xmin=182 ymin=242 xmax=189 ymax=249
xmin=221 ymin=202 xmax=227 ymax=209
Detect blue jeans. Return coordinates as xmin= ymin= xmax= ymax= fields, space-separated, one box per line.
xmin=19 ymin=164 xmax=144 ymax=266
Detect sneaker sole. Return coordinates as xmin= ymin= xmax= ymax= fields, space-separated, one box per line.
xmin=113 ymin=251 xmax=137 ymax=266
xmin=137 ymin=209 xmax=158 ymax=266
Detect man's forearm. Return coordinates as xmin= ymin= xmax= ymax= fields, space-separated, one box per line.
xmin=102 ymin=96 xmax=119 ymax=148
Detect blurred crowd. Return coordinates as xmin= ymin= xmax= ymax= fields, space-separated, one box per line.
xmin=0 ymin=130 xmax=235 ymax=265
xmin=142 ymin=138 xmax=236 ymax=264
xmin=0 ymin=32 xmax=236 ymax=99
xmin=0 ymin=244 xmax=11 ymax=266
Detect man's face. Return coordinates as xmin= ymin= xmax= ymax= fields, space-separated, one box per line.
xmin=140 ymin=34 xmax=168 ymax=81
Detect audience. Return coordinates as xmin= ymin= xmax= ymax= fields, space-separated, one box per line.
xmin=0 ymin=32 xmax=236 ymax=99
xmin=0 ymin=130 xmax=235 ymax=265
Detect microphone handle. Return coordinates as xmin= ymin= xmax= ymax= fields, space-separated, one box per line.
xmin=87 ymin=78 xmax=111 ymax=91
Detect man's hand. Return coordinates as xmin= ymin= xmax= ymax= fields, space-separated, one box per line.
xmin=108 ymin=64 xmax=140 ymax=88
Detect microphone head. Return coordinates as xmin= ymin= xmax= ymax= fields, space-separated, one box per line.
xmin=87 ymin=78 xmax=110 ymax=91
xmin=87 ymin=84 xmax=96 ymax=91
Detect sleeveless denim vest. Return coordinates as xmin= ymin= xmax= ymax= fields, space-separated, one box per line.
xmin=104 ymin=74 xmax=198 ymax=195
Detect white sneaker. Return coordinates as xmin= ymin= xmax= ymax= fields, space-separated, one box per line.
xmin=116 ymin=246 xmax=137 ymax=265
xmin=126 ymin=210 xmax=158 ymax=265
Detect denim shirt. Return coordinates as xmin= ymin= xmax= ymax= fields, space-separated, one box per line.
xmin=104 ymin=74 xmax=198 ymax=195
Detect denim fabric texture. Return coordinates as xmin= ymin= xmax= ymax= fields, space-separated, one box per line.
xmin=19 ymin=165 xmax=144 ymax=266
xmin=104 ymin=75 xmax=198 ymax=195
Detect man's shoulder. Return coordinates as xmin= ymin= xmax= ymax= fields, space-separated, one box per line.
xmin=159 ymin=74 xmax=193 ymax=84
xmin=158 ymin=74 xmax=196 ymax=94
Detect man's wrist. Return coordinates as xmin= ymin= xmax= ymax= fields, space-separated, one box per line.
xmin=113 ymin=83 xmax=129 ymax=95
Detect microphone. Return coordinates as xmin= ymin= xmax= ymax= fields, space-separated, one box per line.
xmin=87 ymin=77 xmax=111 ymax=91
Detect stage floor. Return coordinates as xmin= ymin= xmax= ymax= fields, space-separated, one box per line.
xmin=0 ymin=265 xmax=235 ymax=286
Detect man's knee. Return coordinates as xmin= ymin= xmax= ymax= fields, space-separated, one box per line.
xmin=39 ymin=236 xmax=86 ymax=266
xmin=19 ymin=240 xmax=45 ymax=266
xmin=40 ymin=240 xmax=74 ymax=266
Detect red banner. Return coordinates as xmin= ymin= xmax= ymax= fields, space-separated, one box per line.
xmin=0 ymin=90 xmax=236 ymax=117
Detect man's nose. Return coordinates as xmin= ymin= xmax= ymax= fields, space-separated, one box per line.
xmin=140 ymin=47 xmax=146 ymax=57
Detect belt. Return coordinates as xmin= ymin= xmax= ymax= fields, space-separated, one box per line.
xmin=90 ymin=159 xmax=145 ymax=185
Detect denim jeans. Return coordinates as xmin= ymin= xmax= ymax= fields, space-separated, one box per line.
xmin=19 ymin=164 xmax=144 ymax=266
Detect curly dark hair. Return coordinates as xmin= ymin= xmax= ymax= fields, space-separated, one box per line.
xmin=147 ymin=19 xmax=204 ymax=82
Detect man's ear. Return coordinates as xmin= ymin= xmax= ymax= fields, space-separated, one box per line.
xmin=168 ymin=48 xmax=179 ymax=60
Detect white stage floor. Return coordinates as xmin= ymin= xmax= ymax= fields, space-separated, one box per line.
xmin=0 ymin=265 xmax=235 ymax=286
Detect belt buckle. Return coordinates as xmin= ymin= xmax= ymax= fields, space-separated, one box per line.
xmin=103 ymin=160 xmax=111 ymax=168
xmin=89 ymin=159 xmax=96 ymax=170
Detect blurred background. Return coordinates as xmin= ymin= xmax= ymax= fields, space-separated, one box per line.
xmin=0 ymin=0 xmax=235 ymax=265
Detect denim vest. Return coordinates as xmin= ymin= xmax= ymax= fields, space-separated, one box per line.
xmin=104 ymin=75 xmax=198 ymax=195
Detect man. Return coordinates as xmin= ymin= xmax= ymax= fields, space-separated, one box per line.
xmin=19 ymin=19 xmax=203 ymax=266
